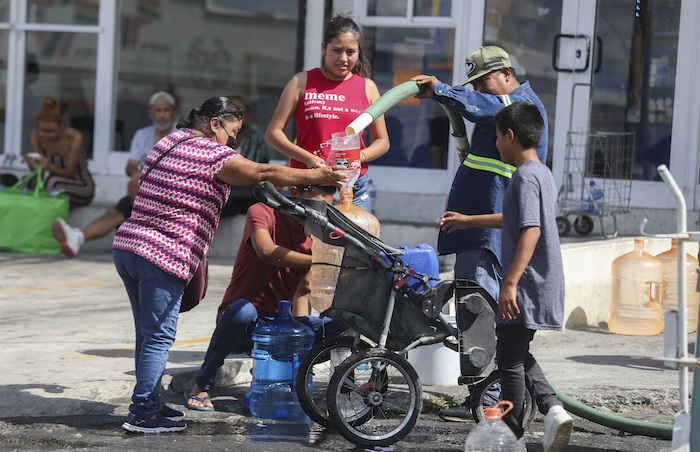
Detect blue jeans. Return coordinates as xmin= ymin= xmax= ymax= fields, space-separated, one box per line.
xmin=113 ymin=249 xmax=184 ymax=419
xmin=454 ymin=248 xmax=502 ymax=302
xmin=333 ymin=173 xmax=371 ymax=213
xmin=195 ymin=298 xmax=345 ymax=391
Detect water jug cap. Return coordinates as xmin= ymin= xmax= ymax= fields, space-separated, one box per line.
xmin=278 ymin=300 xmax=292 ymax=317
xmin=482 ymin=400 xmax=513 ymax=420
xmin=590 ymin=180 xmax=595 ymax=186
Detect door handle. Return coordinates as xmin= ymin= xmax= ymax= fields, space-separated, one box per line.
xmin=594 ymin=36 xmax=603 ymax=74
xmin=552 ymin=33 xmax=591 ymax=73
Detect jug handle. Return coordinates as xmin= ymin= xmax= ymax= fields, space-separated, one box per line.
xmin=495 ymin=400 xmax=513 ymax=416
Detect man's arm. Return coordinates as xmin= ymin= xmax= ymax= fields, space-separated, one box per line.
xmin=498 ymin=225 xmax=540 ymax=320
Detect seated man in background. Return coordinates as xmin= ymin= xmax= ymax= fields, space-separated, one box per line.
xmin=185 ymin=184 xmax=345 ymax=411
xmin=51 ymin=91 xmax=178 ymax=257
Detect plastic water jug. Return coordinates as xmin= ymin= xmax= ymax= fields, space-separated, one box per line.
xmin=331 ymin=132 xmax=361 ymax=190
xmin=655 ymin=238 xmax=700 ymax=333
xmin=398 ymin=244 xmax=440 ymax=291
xmin=464 ymin=400 xmax=518 ymax=451
xmin=308 ymin=168 xmax=380 ymax=312
xmin=609 ymin=238 xmax=664 ymax=336
xmin=308 ymin=236 xmax=345 ymax=312
xmin=249 ymin=300 xmax=315 ymax=419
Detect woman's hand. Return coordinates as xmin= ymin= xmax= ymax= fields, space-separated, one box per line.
xmin=311 ymin=165 xmax=348 ymax=187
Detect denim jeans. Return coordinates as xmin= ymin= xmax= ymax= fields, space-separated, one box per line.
xmin=333 ymin=173 xmax=371 ymax=213
xmin=454 ymin=248 xmax=502 ymax=302
xmin=496 ymin=324 xmax=561 ymax=438
xmin=113 ymin=249 xmax=184 ymax=418
xmin=195 ymin=298 xmax=345 ymax=391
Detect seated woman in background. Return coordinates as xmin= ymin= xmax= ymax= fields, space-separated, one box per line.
xmin=23 ymin=96 xmax=94 ymax=207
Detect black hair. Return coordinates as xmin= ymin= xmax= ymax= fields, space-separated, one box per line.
xmin=177 ymin=96 xmax=244 ymax=138
xmin=494 ymin=101 xmax=544 ymax=150
xmin=323 ymin=15 xmax=371 ymax=78
xmin=297 ymin=184 xmax=337 ymax=195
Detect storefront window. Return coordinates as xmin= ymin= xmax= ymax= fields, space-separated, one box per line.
xmin=367 ymin=0 xmax=408 ymax=16
xmin=22 ymin=31 xmax=97 ymax=157
xmin=414 ymin=0 xmax=451 ymax=17
xmin=0 ymin=0 xmax=9 ymax=22
xmin=363 ymin=26 xmax=454 ymax=169
xmin=27 ymin=0 xmax=100 ymax=26
xmin=591 ymin=0 xmax=680 ymax=180
xmin=116 ymin=0 xmax=300 ymax=159
xmin=483 ymin=0 xmax=561 ymax=167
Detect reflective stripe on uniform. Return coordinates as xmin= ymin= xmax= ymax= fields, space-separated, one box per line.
xmin=501 ymin=94 xmax=512 ymax=106
xmin=463 ymin=153 xmax=516 ymax=178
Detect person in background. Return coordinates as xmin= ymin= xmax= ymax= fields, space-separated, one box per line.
xmin=413 ymin=45 xmax=552 ymax=424
xmin=220 ymin=95 xmax=272 ymax=218
xmin=23 ymin=96 xmax=94 ymax=207
xmin=113 ymin=96 xmax=345 ymax=434
xmin=51 ymin=91 xmax=178 ymax=257
xmin=185 ymin=184 xmax=345 ymax=410
xmin=445 ymin=101 xmax=572 ymax=451
xmin=265 ymin=14 xmax=390 ymax=212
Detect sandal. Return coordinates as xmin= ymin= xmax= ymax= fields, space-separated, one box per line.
xmin=184 ymin=391 xmax=214 ymax=411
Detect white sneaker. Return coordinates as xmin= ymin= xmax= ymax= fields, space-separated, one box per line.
xmin=543 ymin=405 xmax=573 ymax=452
xmin=51 ymin=217 xmax=83 ymax=258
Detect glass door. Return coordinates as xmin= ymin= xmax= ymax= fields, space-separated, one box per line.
xmin=551 ymin=0 xmax=684 ymax=207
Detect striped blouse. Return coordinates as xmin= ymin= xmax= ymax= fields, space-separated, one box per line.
xmin=113 ymin=128 xmax=238 ymax=281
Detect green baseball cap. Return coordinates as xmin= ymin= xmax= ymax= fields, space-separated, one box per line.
xmin=462 ymin=46 xmax=512 ymax=85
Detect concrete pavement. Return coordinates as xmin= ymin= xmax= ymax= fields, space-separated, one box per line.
xmin=0 ymin=249 xmax=689 ymax=431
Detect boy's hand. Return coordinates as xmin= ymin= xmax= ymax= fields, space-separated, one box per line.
xmin=497 ymin=282 xmax=520 ymax=320
xmin=438 ymin=211 xmax=471 ymax=233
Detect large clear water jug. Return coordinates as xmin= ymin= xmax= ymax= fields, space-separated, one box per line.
xmin=655 ymin=238 xmax=700 ymax=333
xmin=464 ymin=400 xmax=518 ymax=451
xmin=609 ymin=238 xmax=664 ymax=336
xmin=249 ymin=300 xmax=315 ymax=419
xmin=308 ymin=184 xmax=380 ymax=313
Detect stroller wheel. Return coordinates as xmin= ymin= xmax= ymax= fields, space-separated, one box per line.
xmin=295 ymin=335 xmax=372 ymax=427
xmin=327 ymin=348 xmax=422 ymax=448
xmin=469 ymin=369 xmax=538 ymax=430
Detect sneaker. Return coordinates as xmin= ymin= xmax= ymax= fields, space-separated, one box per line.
xmin=121 ymin=412 xmax=186 ymax=433
xmin=158 ymin=404 xmax=185 ymax=420
xmin=438 ymin=400 xmax=471 ymax=422
xmin=543 ymin=405 xmax=573 ymax=452
xmin=51 ymin=217 xmax=83 ymax=258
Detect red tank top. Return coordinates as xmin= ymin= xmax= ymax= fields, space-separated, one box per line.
xmin=293 ymin=68 xmax=369 ymax=176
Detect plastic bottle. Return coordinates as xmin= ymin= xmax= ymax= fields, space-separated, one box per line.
xmin=368 ymin=179 xmax=377 ymax=212
xmin=589 ymin=180 xmax=604 ymax=211
xmin=655 ymin=239 xmax=700 ymax=333
xmin=309 ymin=184 xmax=381 ymax=313
xmin=464 ymin=400 xmax=518 ymax=451
xmin=249 ymin=300 xmax=315 ymax=419
xmin=609 ymin=238 xmax=664 ymax=336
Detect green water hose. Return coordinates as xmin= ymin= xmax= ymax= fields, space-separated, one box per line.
xmin=344 ymin=80 xmax=677 ymax=441
xmin=345 ymin=81 xmax=470 ymax=161
xmin=553 ymin=385 xmax=673 ymax=439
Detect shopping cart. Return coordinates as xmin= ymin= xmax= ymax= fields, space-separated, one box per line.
xmin=557 ymin=131 xmax=635 ymax=239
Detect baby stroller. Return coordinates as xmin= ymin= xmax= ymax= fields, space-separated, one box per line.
xmin=253 ymin=182 xmax=536 ymax=447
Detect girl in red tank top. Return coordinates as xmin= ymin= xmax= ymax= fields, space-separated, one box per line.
xmin=266 ymin=15 xmax=389 ymax=211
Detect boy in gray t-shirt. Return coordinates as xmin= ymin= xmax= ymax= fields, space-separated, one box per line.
xmin=494 ymin=101 xmax=572 ymax=451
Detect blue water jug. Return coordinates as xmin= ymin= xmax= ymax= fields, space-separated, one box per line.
xmin=249 ymin=300 xmax=315 ymax=419
xmin=398 ymin=244 xmax=440 ymax=290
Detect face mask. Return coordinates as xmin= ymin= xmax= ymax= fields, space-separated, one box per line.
xmin=226 ymin=134 xmax=237 ymax=149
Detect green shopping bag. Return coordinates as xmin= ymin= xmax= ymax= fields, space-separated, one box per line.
xmin=0 ymin=167 xmax=69 ymax=254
